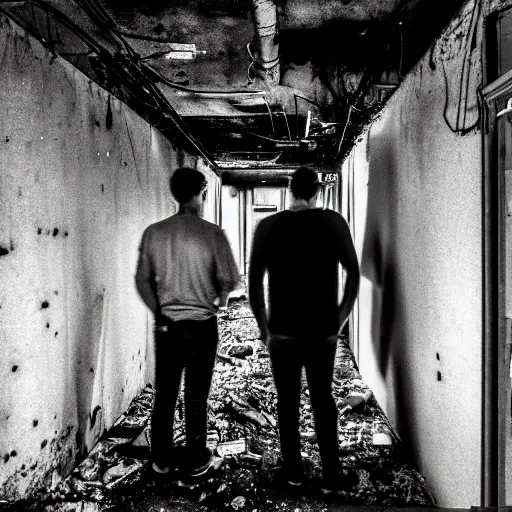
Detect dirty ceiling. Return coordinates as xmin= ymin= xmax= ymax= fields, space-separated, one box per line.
xmin=0 ymin=0 xmax=465 ymax=172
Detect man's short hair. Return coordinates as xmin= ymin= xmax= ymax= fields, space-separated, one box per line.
xmin=170 ymin=168 xmax=207 ymax=203
xmin=290 ymin=167 xmax=319 ymax=201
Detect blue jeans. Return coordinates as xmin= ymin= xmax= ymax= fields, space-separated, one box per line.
xmin=151 ymin=316 xmax=218 ymax=469
xmin=268 ymin=333 xmax=340 ymax=484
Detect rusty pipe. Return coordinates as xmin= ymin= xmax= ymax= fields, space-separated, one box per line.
xmin=251 ymin=0 xmax=280 ymax=86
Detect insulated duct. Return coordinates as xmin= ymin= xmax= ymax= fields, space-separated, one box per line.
xmin=250 ymin=0 xmax=280 ymax=87
xmin=222 ymin=169 xmax=293 ymax=186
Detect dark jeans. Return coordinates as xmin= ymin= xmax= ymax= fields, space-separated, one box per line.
xmin=151 ymin=315 xmax=218 ymax=469
xmin=268 ymin=334 xmax=340 ymax=484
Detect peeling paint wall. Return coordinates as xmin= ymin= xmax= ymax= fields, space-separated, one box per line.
xmin=0 ymin=16 xmax=218 ymax=500
xmin=342 ymin=0 xmax=483 ymax=507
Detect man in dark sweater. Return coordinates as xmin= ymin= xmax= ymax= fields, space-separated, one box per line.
xmin=248 ymin=167 xmax=360 ymax=495
xmin=136 ymin=167 xmax=239 ymax=478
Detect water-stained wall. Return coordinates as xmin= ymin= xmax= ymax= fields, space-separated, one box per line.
xmin=0 ymin=16 xmax=219 ymax=500
xmin=343 ymin=0 xmax=483 ymax=506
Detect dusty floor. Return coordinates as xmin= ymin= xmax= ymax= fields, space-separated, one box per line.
xmin=6 ymin=301 xmax=435 ymax=511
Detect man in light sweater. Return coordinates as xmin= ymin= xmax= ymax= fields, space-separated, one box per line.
xmin=136 ymin=167 xmax=239 ymax=478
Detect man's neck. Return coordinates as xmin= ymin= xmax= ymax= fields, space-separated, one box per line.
xmin=289 ymin=198 xmax=316 ymax=211
xmin=178 ymin=204 xmax=201 ymax=216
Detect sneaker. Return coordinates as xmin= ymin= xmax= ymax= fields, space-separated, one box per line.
xmin=146 ymin=461 xmax=175 ymax=486
xmin=184 ymin=451 xmax=215 ymax=478
xmin=320 ymin=468 xmax=359 ymax=497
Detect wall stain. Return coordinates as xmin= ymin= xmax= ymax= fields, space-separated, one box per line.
xmin=89 ymin=405 xmax=102 ymax=428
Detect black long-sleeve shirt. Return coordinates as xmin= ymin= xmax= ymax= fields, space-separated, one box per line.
xmin=248 ymin=207 xmax=359 ymax=337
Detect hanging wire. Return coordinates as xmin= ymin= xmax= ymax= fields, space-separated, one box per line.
xmin=263 ymin=96 xmax=276 ymax=134
xmin=246 ymin=42 xmax=256 ymax=84
xmin=280 ymin=109 xmax=292 ymax=140
xmin=336 ymin=104 xmax=354 ymax=158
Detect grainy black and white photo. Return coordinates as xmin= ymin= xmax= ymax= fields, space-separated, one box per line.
xmin=0 ymin=0 xmax=507 ymax=510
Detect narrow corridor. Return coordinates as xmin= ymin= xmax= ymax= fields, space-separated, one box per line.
xmin=13 ymin=300 xmax=434 ymax=512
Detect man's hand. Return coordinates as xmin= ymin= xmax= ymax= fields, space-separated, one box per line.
xmin=258 ymin=328 xmax=270 ymax=349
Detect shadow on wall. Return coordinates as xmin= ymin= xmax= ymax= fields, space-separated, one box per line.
xmin=360 ymin=133 xmax=418 ymax=468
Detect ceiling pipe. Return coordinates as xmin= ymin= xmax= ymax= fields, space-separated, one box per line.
xmin=222 ymin=169 xmax=294 ymax=185
xmin=250 ymin=0 xmax=280 ymax=88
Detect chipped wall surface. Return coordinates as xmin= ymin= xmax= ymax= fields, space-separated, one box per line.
xmin=343 ymin=0 xmax=483 ymax=507
xmin=0 ymin=16 xmax=218 ymax=500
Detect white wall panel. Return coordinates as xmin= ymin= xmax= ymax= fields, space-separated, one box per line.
xmin=0 ymin=16 xmax=218 ymax=499
xmin=342 ymin=0 xmax=483 ymax=506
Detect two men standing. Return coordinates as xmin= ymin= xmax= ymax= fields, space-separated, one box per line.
xmin=136 ymin=165 xmax=359 ymax=493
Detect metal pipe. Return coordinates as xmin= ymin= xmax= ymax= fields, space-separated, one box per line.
xmin=251 ymin=0 xmax=279 ymax=86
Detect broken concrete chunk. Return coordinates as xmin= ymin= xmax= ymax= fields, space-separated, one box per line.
xmin=228 ymin=344 xmax=254 ymax=359
xmin=346 ymin=389 xmax=373 ymax=408
xmin=239 ymin=452 xmax=263 ymax=466
xmin=76 ymin=456 xmax=102 ymax=482
xmin=372 ymin=432 xmax=393 ymax=446
xmin=300 ymin=431 xmax=316 ymax=441
xmin=231 ymin=495 xmax=246 ymax=510
xmin=227 ymin=399 xmax=272 ymax=429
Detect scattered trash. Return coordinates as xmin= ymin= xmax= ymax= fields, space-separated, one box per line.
xmin=372 ymin=432 xmax=393 ymax=446
xmin=228 ymin=344 xmax=254 ymax=359
xmin=217 ymin=439 xmax=247 ymax=457
xmin=21 ymin=300 xmax=433 ymax=510
xmin=231 ymin=495 xmax=247 ymax=509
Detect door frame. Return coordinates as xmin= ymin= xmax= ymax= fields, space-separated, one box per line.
xmin=482 ymin=67 xmax=512 ymax=507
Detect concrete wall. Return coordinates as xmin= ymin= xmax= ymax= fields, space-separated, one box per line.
xmin=342 ymin=0 xmax=483 ymax=507
xmin=0 ymin=16 xmax=218 ymax=500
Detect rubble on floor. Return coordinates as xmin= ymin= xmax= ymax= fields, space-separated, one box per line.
xmin=21 ymin=301 xmax=435 ymax=511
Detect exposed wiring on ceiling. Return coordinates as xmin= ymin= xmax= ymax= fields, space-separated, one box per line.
xmin=245 ymin=130 xmax=296 ymax=144
xmin=143 ymin=62 xmax=267 ymax=97
xmin=77 ymin=0 xmax=268 ymax=98
xmin=0 ymin=0 xmax=219 ymax=170
xmin=441 ymin=0 xmax=481 ymax=135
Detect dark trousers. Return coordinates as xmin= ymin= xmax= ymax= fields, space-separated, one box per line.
xmin=151 ymin=316 xmax=218 ymax=469
xmin=268 ymin=334 xmax=340 ymax=483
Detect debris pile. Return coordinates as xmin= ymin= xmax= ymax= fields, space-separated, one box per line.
xmin=28 ymin=301 xmax=435 ymax=511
